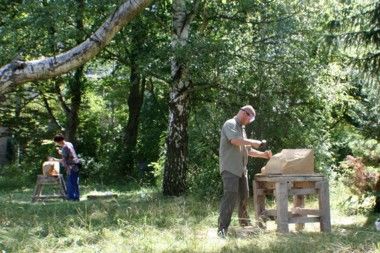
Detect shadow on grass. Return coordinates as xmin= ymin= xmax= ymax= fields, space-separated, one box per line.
xmin=0 ymin=185 xmax=217 ymax=231
xmin=167 ymin=227 xmax=380 ymax=253
xmin=1 ymin=185 xmax=379 ymax=253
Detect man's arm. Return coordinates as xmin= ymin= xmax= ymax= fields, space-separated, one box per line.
xmin=230 ymin=138 xmax=262 ymax=148
xmin=248 ymin=149 xmax=272 ymax=159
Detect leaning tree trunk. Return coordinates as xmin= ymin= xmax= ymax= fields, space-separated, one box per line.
xmin=0 ymin=0 xmax=151 ymax=93
xmin=163 ymin=0 xmax=196 ymax=196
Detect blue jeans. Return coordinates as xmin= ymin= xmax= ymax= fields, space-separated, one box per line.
xmin=66 ymin=169 xmax=80 ymax=201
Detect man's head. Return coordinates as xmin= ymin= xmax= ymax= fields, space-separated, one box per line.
xmin=53 ymin=134 xmax=65 ymax=146
xmin=238 ymin=105 xmax=256 ymax=125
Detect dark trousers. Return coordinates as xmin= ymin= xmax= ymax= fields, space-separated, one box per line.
xmin=218 ymin=170 xmax=251 ymax=232
xmin=66 ymin=169 xmax=80 ymax=201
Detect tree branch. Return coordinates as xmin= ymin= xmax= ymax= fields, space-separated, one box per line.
xmin=0 ymin=0 xmax=152 ymax=94
xmin=53 ymin=81 xmax=71 ymax=115
xmin=40 ymin=92 xmax=64 ymax=130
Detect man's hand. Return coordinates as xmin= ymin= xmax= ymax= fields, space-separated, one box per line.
xmin=258 ymin=140 xmax=268 ymax=151
xmin=265 ymin=150 xmax=272 ymax=159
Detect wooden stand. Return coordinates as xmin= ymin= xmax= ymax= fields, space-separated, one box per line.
xmin=32 ymin=174 xmax=67 ymax=202
xmin=253 ymin=174 xmax=331 ymax=233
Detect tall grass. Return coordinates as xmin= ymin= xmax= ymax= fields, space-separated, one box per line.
xmin=0 ymin=184 xmax=379 ymax=253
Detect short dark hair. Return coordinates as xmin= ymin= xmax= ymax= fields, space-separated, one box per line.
xmin=53 ymin=134 xmax=65 ymax=142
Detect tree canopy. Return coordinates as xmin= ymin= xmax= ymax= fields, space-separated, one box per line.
xmin=0 ymin=0 xmax=151 ymax=93
xmin=0 ymin=0 xmax=378 ymax=209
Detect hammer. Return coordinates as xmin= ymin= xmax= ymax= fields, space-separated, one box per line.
xmin=258 ymin=140 xmax=268 ymax=151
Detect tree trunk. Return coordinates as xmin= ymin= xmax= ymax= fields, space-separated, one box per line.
xmin=122 ymin=19 xmax=147 ymax=175
xmin=123 ymin=61 xmax=146 ymax=174
xmin=0 ymin=0 xmax=151 ymax=93
xmin=375 ymin=176 xmax=380 ymax=213
xmin=163 ymin=0 xmax=196 ymax=196
xmin=65 ymin=67 xmax=84 ymax=144
xmin=63 ymin=0 xmax=86 ymax=144
xmin=163 ymin=87 xmax=190 ymax=195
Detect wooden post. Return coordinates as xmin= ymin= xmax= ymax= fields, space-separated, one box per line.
xmin=253 ymin=180 xmax=266 ymax=228
xmin=293 ymin=194 xmax=305 ymax=231
xmin=58 ymin=175 xmax=67 ymax=197
xmin=317 ymin=179 xmax=331 ymax=232
xmin=32 ymin=183 xmax=43 ymax=201
xmin=275 ymin=181 xmax=289 ymax=233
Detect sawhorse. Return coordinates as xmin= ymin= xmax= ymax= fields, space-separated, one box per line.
xmin=32 ymin=174 xmax=67 ymax=202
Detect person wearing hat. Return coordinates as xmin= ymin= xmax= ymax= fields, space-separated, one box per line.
xmin=217 ymin=105 xmax=272 ymax=237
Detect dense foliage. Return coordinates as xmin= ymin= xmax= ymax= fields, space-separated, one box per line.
xmin=0 ymin=0 xmax=378 ymax=212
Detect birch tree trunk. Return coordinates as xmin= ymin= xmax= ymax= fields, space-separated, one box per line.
xmin=0 ymin=0 xmax=151 ymax=94
xmin=163 ymin=0 xmax=197 ymax=196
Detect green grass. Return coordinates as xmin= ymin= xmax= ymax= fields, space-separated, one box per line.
xmin=0 ymin=184 xmax=379 ymax=253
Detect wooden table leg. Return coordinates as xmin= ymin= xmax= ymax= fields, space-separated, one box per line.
xmin=317 ymin=180 xmax=331 ymax=232
xmin=293 ymin=194 xmax=305 ymax=231
xmin=275 ymin=181 xmax=289 ymax=233
xmin=32 ymin=176 xmax=44 ymax=202
xmin=58 ymin=175 xmax=67 ymax=198
xmin=253 ymin=180 xmax=266 ymax=228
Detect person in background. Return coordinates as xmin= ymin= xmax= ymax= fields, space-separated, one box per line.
xmin=218 ymin=105 xmax=272 ymax=238
xmin=53 ymin=134 xmax=81 ymax=201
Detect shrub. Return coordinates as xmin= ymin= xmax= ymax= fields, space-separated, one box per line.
xmin=0 ymin=163 xmax=35 ymax=190
xmin=338 ymin=155 xmax=379 ymax=214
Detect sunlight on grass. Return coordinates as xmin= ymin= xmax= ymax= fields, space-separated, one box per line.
xmin=0 ymin=186 xmax=379 ymax=253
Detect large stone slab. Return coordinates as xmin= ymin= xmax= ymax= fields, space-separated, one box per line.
xmin=261 ymin=149 xmax=314 ymax=175
xmin=42 ymin=161 xmax=60 ymax=176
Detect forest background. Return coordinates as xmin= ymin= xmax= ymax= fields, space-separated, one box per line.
xmin=0 ymin=0 xmax=379 ymax=251
xmin=1 ymin=0 xmax=379 ymax=210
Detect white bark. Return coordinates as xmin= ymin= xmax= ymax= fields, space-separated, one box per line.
xmin=0 ymin=0 xmax=151 ymax=93
xmin=163 ymin=0 xmax=199 ymax=195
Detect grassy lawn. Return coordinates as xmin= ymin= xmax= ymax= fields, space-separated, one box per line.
xmin=0 ymin=184 xmax=379 ymax=253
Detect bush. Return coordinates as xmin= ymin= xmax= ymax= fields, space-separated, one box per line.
xmin=187 ymin=162 xmax=222 ymax=199
xmin=0 ymin=163 xmax=35 ymax=190
xmin=149 ymin=155 xmax=165 ymax=188
xmin=337 ymin=155 xmax=379 ymax=214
